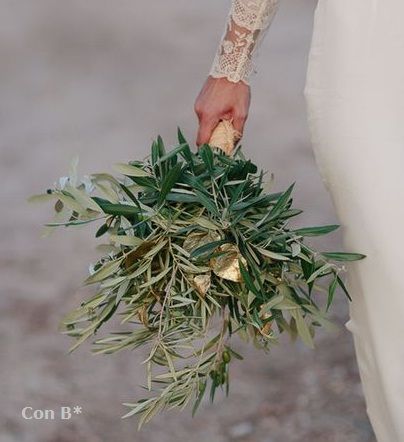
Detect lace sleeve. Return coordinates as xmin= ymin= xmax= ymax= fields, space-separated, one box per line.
xmin=209 ymin=0 xmax=280 ymax=84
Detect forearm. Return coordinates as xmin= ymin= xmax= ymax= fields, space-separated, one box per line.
xmin=209 ymin=0 xmax=280 ymax=84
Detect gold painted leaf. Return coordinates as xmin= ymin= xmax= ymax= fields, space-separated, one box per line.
xmin=259 ymin=312 xmax=273 ymax=336
xmin=138 ymin=305 xmax=149 ymax=327
xmin=209 ymin=243 xmax=247 ymax=283
xmin=193 ymin=274 xmax=211 ymax=296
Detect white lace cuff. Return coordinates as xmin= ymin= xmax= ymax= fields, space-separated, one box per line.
xmin=209 ymin=0 xmax=280 ymax=84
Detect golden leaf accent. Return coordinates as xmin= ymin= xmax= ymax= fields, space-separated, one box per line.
xmin=138 ymin=305 xmax=149 ymax=327
xmin=209 ymin=243 xmax=247 ymax=282
xmin=193 ymin=274 xmax=211 ymax=296
xmin=260 ymin=313 xmax=273 ymax=336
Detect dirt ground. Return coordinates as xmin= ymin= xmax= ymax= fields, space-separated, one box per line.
xmin=0 ymin=0 xmax=375 ymax=441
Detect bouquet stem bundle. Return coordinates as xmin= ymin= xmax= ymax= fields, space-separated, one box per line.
xmin=31 ymin=124 xmax=365 ymax=427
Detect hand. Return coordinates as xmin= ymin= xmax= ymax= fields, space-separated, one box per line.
xmin=194 ymin=76 xmax=251 ymax=146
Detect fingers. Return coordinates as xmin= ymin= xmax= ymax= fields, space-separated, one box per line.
xmin=194 ymin=76 xmax=250 ymax=147
xmin=196 ymin=116 xmax=220 ymax=147
xmin=196 ymin=111 xmax=247 ymax=148
xmin=232 ymin=111 xmax=248 ymax=142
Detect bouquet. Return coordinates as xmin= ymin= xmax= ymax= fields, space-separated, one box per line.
xmin=31 ymin=121 xmax=365 ymax=427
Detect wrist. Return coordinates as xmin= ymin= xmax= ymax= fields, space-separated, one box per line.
xmin=208 ymin=74 xmax=250 ymax=87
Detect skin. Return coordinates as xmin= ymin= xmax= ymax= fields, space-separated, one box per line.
xmin=194 ymin=76 xmax=251 ymax=147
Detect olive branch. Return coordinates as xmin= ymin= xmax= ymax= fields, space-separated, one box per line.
xmin=30 ymin=128 xmax=365 ymax=427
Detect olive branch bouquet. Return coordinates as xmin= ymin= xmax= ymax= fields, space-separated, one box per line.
xmin=31 ymin=123 xmax=365 ymax=427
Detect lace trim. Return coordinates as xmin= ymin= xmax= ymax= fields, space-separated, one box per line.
xmin=231 ymin=0 xmax=279 ymax=31
xmin=209 ymin=0 xmax=279 ymax=84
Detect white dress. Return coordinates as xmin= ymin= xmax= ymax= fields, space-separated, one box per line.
xmin=209 ymin=1 xmax=404 ymax=441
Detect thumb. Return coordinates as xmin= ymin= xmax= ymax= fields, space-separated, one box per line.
xmin=232 ymin=112 xmax=247 ymax=142
xmin=196 ymin=117 xmax=220 ymax=147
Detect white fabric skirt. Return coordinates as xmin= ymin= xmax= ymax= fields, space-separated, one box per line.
xmin=304 ymin=1 xmax=404 ymax=440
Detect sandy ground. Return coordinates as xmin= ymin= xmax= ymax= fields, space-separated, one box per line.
xmin=0 ymin=1 xmax=375 ymax=441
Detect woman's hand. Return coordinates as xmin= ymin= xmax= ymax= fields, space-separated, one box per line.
xmin=194 ymin=76 xmax=251 ymax=146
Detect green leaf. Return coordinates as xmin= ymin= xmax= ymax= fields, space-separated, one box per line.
xmin=129 ymin=176 xmax=158 ymax=190
xmin=232 ymin=194 xmax=275 ymax=211
xmin=157 ymin=135 xmax=166 ymax=157
xmin=139 ymin=266 xmax=172 ymax=288
xmin=92 ymin=197 xmax=139 ymax=217
xmin=177 ymin=126 xmax=187 ymax=145
xmin=301 ymin=258 xmax=315 ymax=281
xmin=157 ymin=143 xmax=188 ymax=164
xmin=274 ymin=298 xmax=300 ymax=310
xmin=84 ymin=258 xmax=123 ymax=284
xmin=165 ymin=192 xmax=198 ymax=203
xmin=57 ymin=193 xmax=86 ymax=214
xmin=45 ymin=217 xmax=103 ymax=227
xmin=109 ymin=234 xmax=143 ymax=247
xmin=260 ymin=295 xmax=285 ymax=314
xmin=121 ymin=398 xmax=156 ymax=419
xmin=151 ymin=140 xmax=160 ymax=166
xmin=182 ymin=173 xmax=208 ymax=194
xmin=279 ymin=208 xmax=303 ymax=219
xmin=256 ymin=183 xmax=295 ymax=227
xmin=190 ymin=240 xmax=227 ymax=258
xmin=254 ymin=245 xmax=290 ymax=261
xmin=337 ymin=275 xmax=352 ymax=301
xmin=95 ymin=223 xmax=109 ymax=238
xmin=198 ymin=144 xmax=214 ymax=172
xmin=143 ymin=239 xmax=168 ymax=259
xmin=306 ymin=263 xmax=332 ymax=284
xmin=304 ymin=305 xmax=338 ymax=332
xmin=194 ymin=190 xmax=219 ymax=217
xmin=158 ymin=163 xmax=183 ymax=205
xmin=228 ymin=182 xmax=248 ymax=208
xmin=192 ymin=380 xmax=207 ymax=417
xmin=113 ymin=163 xmax=151 ymax=177
xmin=68 ymin=328 xmax=95 ymax=353
xmin=176 ymin=129 xmax=194 ymax=165
xmin=322 ymin=252 xmax=366 ymax=261
xmin=93 ymin=182 xmax=119 ymax=203
xmin=291 ymin=309 xmax=314 ymax=348
xmin=65 ymin=184 xmax=101 ymax=211
xmin=292 ymin=225 xmax=340 ymax=237
xmin=193 ymin=217 xmax=221 ymax=230
xmin=327 ymin=275 xmax=338 ymax=311
xmin=239 ymin=259 xmax=258 ymax=295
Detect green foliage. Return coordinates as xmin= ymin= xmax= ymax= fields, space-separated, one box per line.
xmin=32 ymin=129 xmax=365 ymax=427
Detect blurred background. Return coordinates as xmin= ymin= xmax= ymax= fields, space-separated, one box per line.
xmin=0 ymin=0 xmax=375 ymax=441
